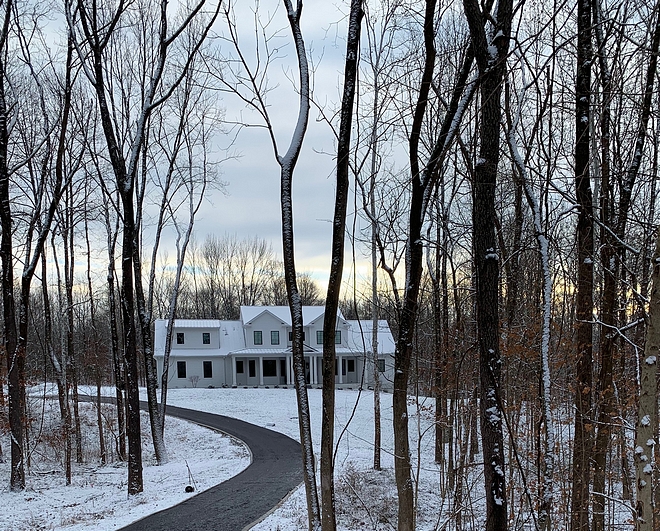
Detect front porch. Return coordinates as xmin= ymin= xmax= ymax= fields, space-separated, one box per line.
xmin=230 ymin=353 xmax=361 ymax=387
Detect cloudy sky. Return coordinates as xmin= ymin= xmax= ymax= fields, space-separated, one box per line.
xmin=188 ymin=0 xmax=367 ymax=292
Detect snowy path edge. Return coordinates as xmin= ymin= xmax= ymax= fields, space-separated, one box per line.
xmin=85 ymin=396 xmax=303 ymax=531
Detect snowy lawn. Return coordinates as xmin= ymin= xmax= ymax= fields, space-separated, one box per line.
xmin=0 ymin=393 xmax=250 ymax=531
xmin=158 ymin=387 xmax=450 ymax=531
xmin=2 ymin=387 xmax=598 ymax=530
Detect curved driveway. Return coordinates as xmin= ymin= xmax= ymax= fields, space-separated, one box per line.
xmin=119 ymin=403 xmax=302 ymax=531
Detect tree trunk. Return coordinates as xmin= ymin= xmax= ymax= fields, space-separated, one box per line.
xmin=636 ymin=228 xmax=660 ymax=530
xmin=279 ymin=3 xmax=320 ymax=528
xmin=462 ymin=0 xmax=512 ymax=525
xmin=320 ymin=3 xmax=363 ymax=529
xmin=104 ymin=200 xmax=127 ymax=462
xmin=570 ymin=0 xmax=594 ymax=527
xmin=0 ymin=0 xmax=24 ymax=491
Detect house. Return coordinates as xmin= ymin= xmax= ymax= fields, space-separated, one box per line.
xmin=154 ymin=306 xmax=395 ymax=389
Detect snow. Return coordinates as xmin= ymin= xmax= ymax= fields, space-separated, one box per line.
xmin=644 ymin=355 xmax=657 ymax=365
xmin=152 ymin=388 xmax=454 ymax=530
xmin=641 ymin=414 xmax=651 ymax=427
xmin=2 ymin=386 xmax=638 ymax=530
xmin=0 ymin=395 xmax=250 ymax=531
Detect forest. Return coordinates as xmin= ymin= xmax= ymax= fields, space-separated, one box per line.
xmin=0 ymin=0 xmax=659 ymax=529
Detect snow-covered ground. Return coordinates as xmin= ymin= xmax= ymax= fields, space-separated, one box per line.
xmin=157 ymin=388 xmax=447 ymax=531
xmin=0 ymin=395 xmax=250 ymax=531
xmin=0 ymin=387 xmax=445 ymax=531
xmin=2 ymin=387 xmax=627 ymax=530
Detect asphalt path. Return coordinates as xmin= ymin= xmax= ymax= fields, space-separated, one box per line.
xmin=117 ymin=402 xmax=303 ymax=531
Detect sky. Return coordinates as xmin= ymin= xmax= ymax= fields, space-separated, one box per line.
xmin=187 ymin=0 xmax=368 ymax=293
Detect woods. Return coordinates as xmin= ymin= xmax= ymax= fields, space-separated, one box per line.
xmin=1 ymin=0 xmax=660 ymax=529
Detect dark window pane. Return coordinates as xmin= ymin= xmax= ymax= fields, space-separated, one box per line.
xmin=254 ymin=331 xmax=263 ymax=345
xmin=317 ymin=330 xmax=323 ymax=344
xmin=177 ymin=361 xmax=186 ymax=378
xmin=202 ymin=333 xmax=210 ymax=345
xmin=236 ymin=360 xmax=244 ymax=374
xmin=249 ymin=359 xmax=256 ymax=378
xmin=335 ymin=331 xmax=341 ymax=344
xmin=377 ymin=359 xmax=385 ymax=372
xmin=271 ymin=331 xmax=280 ymax=345
xmin=347 ymin=359 xmax=355 ymax=372
xmin=203 ymin=361 xmax=212 ymax=378
xmin=176 ymin=332 xmax=185 ymax=345
xmin=263 ymin=359 xmax=277 ymax=377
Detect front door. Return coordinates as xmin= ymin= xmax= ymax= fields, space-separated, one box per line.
xmin=247 ymin=359 xmax=258 ymax=386
xmin=280 ymin=359 xmax=287 ymax=384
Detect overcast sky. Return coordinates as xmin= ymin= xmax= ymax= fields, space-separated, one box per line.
xmin=183 ymin=0 xmax=372 ymax=293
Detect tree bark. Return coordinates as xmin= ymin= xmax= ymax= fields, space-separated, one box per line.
xmin=571 ymin=0 xmax=594 ymax=527
xmin=320 ymin=3 xmax=363 ymax=529
xmin=462 ymin=0 xmax=513 ymax=526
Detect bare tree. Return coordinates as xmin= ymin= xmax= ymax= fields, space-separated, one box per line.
xmin=67 ymin=0 xmax=221 ymax=489
xmin=216 ymin=1 xmax=321 ymax=526
xmin=320 ymin=2 xmax=363 ymax=529
xmin=1 ymin=4 xmax=72 ymax=489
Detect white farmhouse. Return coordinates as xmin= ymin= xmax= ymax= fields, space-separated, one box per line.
xmin=154 ymin=306 xmax=395 ymax=389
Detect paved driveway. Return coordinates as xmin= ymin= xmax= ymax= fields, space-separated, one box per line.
xmin=119 ymin=403 xmax=302 ymax=531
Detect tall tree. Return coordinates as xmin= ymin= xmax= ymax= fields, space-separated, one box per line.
xmin=68 ymin=0 xmax=221 ymax=489
xmin=321 ymin=2 xmax=363 ymax=529
xmin=571 ymin=0 xmax=594 ymax=526
xmin=1 ymin=3 xmax=72 ymax=489
xmin=217 ymin=1 xmax=321 ymax=526
xmin=462 ymin=0 xmax=513 ymax=525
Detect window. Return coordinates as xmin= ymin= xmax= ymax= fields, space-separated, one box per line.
xmin=177 ymin=361 xmax=186 ymax=378
xmin=263 ymin=360 xmax=277 ymax=377
xmin=203 ymin=361 xmax=213 ymax=378
xmin=176 ymin=332 xmax=185 ymax=345
xmin=317 ymin=330 xmax=340 ymax=344
xmin=202 ymin=332 xmax=211 ymax=345
xmin=288 ymin=331 xmax=305 ymax=341
xmin=236 ymin=360 xmax=244 ymax=374
xmin=347 ymin=359 xmax=355 ymax=372
xmin=271 ymin=331 xmax=280 ymax=345
xmin=377 ymin=359 xmax=385 ymax=372
xmin=335 ymin=359 xmax=347 ymax=376
xmin=248 ymin=360 xmax=256 ymax=378
xmin=254 ymin=331 xmax=263 ymax=345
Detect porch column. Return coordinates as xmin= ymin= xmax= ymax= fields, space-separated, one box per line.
xmin=288 ymin=355 xmax=293 ymax=385
xmin=259 ymin=356 xmax=264 ymax=386
xmin=232 ymin=356 xmax=237 ymax=387
xmin=311 ymin=356 xmax=317 ymax=385
xmin=338 ymin=355 xmax=343 ymax=384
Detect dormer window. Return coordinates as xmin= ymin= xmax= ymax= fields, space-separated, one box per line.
xmin=176 ymin=332 xmax=185 ymax=345
xmin=288 ymin=331 xmax=305 ymax=341
xmin=254 ymin=331 xmax=263 ymax=345
xmin=271 ymin=331 xmax=280 ymax=345
xmin=335 ymin=331 xmax=341 ymax=344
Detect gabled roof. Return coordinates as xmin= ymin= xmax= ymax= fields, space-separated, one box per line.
xmin=240 ymin=306 xmax=344 ymax=327
xmin=345 ymin=320 xmax=396 ymax=355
